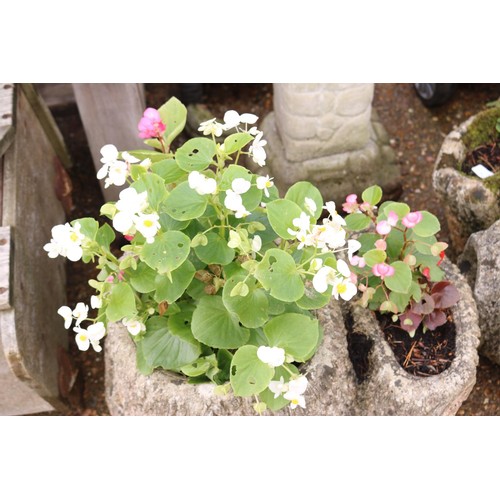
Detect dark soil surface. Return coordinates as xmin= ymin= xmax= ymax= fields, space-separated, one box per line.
xmin=40 ymin=83 xmax=499 ymax=416
xmin=462 ymin=141 xmax=500 ymax=175
xmin=379 ymin=311 xmax=456 ymax=377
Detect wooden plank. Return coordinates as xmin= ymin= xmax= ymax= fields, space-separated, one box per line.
xmin=35 ymin=83 xmax=75 ymax=108
xmin=0 ymin=227 xmax=11 ymax=310
xmin=0 ymin=83 xmax=15 ymax=158
xmin=72 ymin=83 xmax=146 ymax=202
xmin=20 ymin=83 xmax=72 ymax=169
xmin=0 ymin=87 xmax=67 ymax=411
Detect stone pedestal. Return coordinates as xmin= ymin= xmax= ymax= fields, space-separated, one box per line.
xmin=259 ymin=84 xmax=400 ymax=202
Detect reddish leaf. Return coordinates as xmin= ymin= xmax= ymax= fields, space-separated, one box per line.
xmin=431 ymin=282 xmax=459 ymax=309
xmin=424 ymin=310 xmax=447 ymax=330
xmin=411 ymin=293 xmax=435 ymax=315
xmin=399 ymin=311 xmax=423 ymax=333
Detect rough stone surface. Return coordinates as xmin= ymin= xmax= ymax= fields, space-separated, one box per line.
xmin=260 ymin=105 xmax=400 ymax=203
xmin=105 ymin=262 xmax=479 ymax=416
xmin=105 ymin=301 xmax=358 ymax=416
xmin=273 ymin=84 xmax=374 ymax=162
xmin=433 ymin=115 xmax=500 ymax=254
xmin=458 ymin=220 xmax=500 ymax=365
xmin=351 ymin=259 xmax=480 ymax=415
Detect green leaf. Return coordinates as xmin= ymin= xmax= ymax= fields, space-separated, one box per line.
xmin=382 ymin=202 xmax=410 ymax=219
xmin=266 ymin=199 xmax=303 ymax=239
xmin=136 ymin=341 xmax=154 ymax=376
xmin=181 ymin=355 xmax=216 ymax=378
xmin=264 ymin=312 xmax=320 ymax=362
xmin=194 ymin=230 xmax=235 ymax=265
xmin=223 ymin=133 xmax=253 ymax=155
xmin=255 ymin=249 xmax=304 ymax=302
xmin=259 ymin=364 xmax=299 ymax=411
xmin=285 ymin=181 xmax=324 ymax=220
xmin=240 ymin=184 xmax=263 ymax=212
xmin=158 ymin=97 xmax=187 ymax=147
xmin=129 ymin=262 xmax=157 ymax=293
xmin=222 ymin=273 xmax=269 ymax=328
xmin=95 ymin=223 xmax=115 ymax=250
xmin=411 ymin=233 xmax=437 ymax=255
xmin=363 ymin=249 xmax=387 ymax=267
xmin=106 ymin=282 xmax=137 ymax=322
xmin=124 ymin=150 xmax=170 ymax=163
xmin=163 ymin=181 xmax=208 ymax=221
xmin=140 ymin=172 xmax=168 ymax=211
xmin=389 ymin=290 xmax=412 ymax=313
xmin=412 ymin=211 xmax=441 ymax=237
xmin=219 ymin=164 xmax=253 ymax=190
xmin=175 ymin=138 xmax=216 ymax=172
xmin=230 ymin=345 xmax=274 ymax=397
xmin=100 ymin=203 xmax=117 ymax=219
xmin=140 ymin=315 xmax=201 ymax=371
xmin=158 ymin=212 xmax=191 ymax=231
xmin=345 ymin=213 xmax=371 ymax=231
xmin=73 ymin=218 xmax=98 ymax=239
xmin=362 ymin=185 xmax=382 ymax=205
xmin=296 ymin=281 xmax=331 ymax=310
xmin=154 ymin=260 xmax=195 ymax=303
xmin=191 ymin=296 xmax=250 ymax=349
xmin=142 ymin=231 xmax=191 ymax=273
xmin=357 ymin=233 xmax=379 ymax=253
xmin=385 ymin=228 xmax=404 ymax=260
xmin=151 ymin=159 xmax=186 ymax=184
xmin=384 ymin=261 xmax=412 ymax=294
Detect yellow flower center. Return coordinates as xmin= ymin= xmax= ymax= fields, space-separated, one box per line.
xmin=79 ymin=334 xmax=87 ymax=342
xmin=337 ymin=283 xmax=347 ymax=294
xmin=292 ymin=399 xmax=299 ymax=405
xmin=265 ymin=180 xmax=272 ymax=187
xmin=70 ymin=233 xmax=79 ymax=242
xmin=144 ymin=220 xmax=153 ymax=228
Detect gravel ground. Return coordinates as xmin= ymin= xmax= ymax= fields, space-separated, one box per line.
xmin=40 ymin=83 xmax=499 ymax=416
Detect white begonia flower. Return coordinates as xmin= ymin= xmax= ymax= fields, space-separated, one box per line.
xmin=231 ymin=178 xmax=251 ymax=195
xmin=121 ymin=151 xmax=140 ymax=164
xmin=347 ymin=239 xmax=362 ymax=260
xmin=304 ymin=197 xmax=317 ymax=216
xmin=284 ymin=376 xmax=308 ymax=409
xmin=140 ymin=158 xmax=152 ymax=168
xmin=74 ymin=322 xmax=106 ymax=352
xmin=248 ymin=126 xmax=260 ymax=136
xmin=312 ymin=265 xmax=336 ymax=294
xmin=227 ymin=230 xmax=242 ymax=249
xmin=44 ymin=222 xmax=85 ymax=262
xmin=198 ymin=118 xmax=224 ymax=137
xmin=315 ymin=222 xmax=347 ymax=250
xmin=234 ymin=207 xmax=250 ymax=219
xmin=336 ymin=259 xmax=351 ymax=278
xmin=113 ymin=211 xmax=135 ymax=233
xmin=72 ymin=302 xmax=89 ymax=327
xmin=90 ymin=295 xmax=102 ymax=309
xmin=104 ymin=160 xmax=128 ymax=188
xmin=223 ymin=110 xmax=259 ymax=130
xmin=249 ymin=132 xmax=267 ymax=167
xmin=97 ymin=144 xmax=119 ymax=179
xmin=332 ymin=277 xmax=357 ymax=301
xmin=134 ymin=212 xmax=160 ymax=243
xmin=257 ymin=345 xmax=286 ymax=368
xmin=256 ymin=175 xmax=274 ymax=197
xmin=251 ymin=235 xmax=262 ymax=252
xmin=122 ymin=318 xmax=146 ymax=336
xmin=57 ymin=306 xmax=73 ymax=329
xmin=309 ymin=258 xmax=323 ymax=272
xmin=188 ymin=171 xmax=217 ymax=195
xmin=268 ymin=376 xmax=288 ymax=399
xmin=116 ymin=187 xmax=148 ymax=214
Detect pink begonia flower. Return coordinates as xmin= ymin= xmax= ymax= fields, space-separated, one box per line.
xmin=342 ymin=194 xmax=358 ymax=213
xmin=105 ymin=275 xmax=114 ymax=283
xmin=375 ymin=239 xmax=387 ymax=251
xmin=124 ymin=234 xmax=134 ymax=241
xmin=349 ymin=255 xmax=366 ymax=268
xmin=350 ymin=272 xmax=358 ymax=284
xmin=376 ymin=220 xmax=392 ymax=235
xmin=372 ymin=263 xmax=395 ymax=279
xmin=402 ymin=211 xmax=423 ymax=228
xmin=359 ymin=202 xmax=371 ymax=212
xmin=387 ymin=211 xmax=399 ymax=226
xmin=138 ymin=108 xmax=166 ymax=139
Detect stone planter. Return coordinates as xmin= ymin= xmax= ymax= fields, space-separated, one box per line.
xmin=105 ymin=261 xmax=479 ymax=416
xmin=433 ymin=109 xmax=500 ymax=254
xmin=458 ymin=219 xmax=500 ymax=365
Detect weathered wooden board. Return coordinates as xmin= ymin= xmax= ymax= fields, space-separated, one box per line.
xmin=0 ymin=84 xmax=68 ymax=414
xmin=0 ymin=227 xmax=11 ymax=310
xmin=72 ymin=83 xmax=146 ymax=202
xmin=0 ymin=83 xmax=15 ymax=158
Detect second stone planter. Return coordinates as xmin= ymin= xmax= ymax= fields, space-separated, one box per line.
xmin=105 ymin=261 xmax=480 ymax=416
